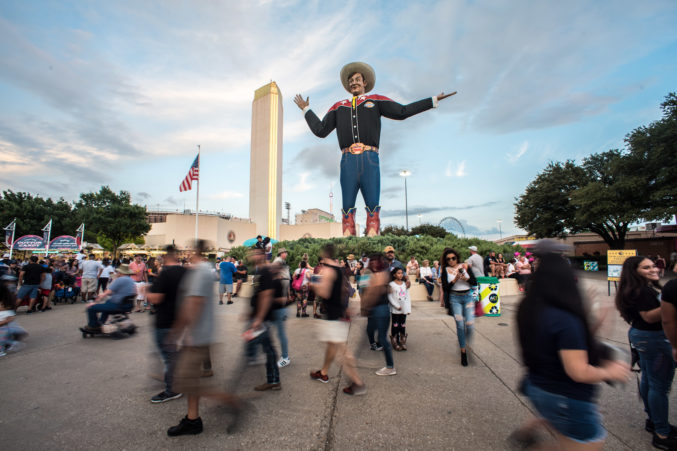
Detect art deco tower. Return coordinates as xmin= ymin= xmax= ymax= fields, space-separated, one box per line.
xmin=249 ymin=81 xmax=283 ymax=239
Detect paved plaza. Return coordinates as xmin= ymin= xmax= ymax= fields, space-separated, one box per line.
xmin=1 ymin=271 xmax=674 ymax=450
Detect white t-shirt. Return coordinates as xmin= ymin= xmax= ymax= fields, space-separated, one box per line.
xmin=75 ymin=253 xmax=86 ymax=262
xmin=388 ymin=281 xmax=412 ymax=315
xmin=0 ymin=310 xmax=16 ymax=321
xmin=419 ymin=266 xmax=433 ymax=279
xmin=100 ymin=265 xmax=115 ymax=278
xmin=81 ymin=260 xmax=102 ymax=279
xmin=293 ymin=268 xmax=309 ymax=286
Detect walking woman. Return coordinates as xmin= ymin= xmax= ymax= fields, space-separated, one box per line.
xmin=513 ymin=243 xmax=629 ymax=450
xmin=362 ymin=254 xmax=396 ymax=376
xmin=388 ymin=267 xmax=411 ymax=351
xmin=616 ymin=256 xmax=677 ymax=450
xmin=440 ymin=248 xmax=475 ymax=366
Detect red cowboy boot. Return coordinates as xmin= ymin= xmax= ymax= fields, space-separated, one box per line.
xmin=342 ymin=208 xmax=356 ymax=236
xmin=365 ymin=206 xmax=381 ymax=237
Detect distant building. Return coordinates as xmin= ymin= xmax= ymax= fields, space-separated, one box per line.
xmin=295 ymin=208 xmax=335 ymax=224
xmin=249 ymin=81 xmax=283 ymax=240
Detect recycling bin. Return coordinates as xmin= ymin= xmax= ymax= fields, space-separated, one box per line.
xmin=477 ymin=276 xmax=500 ymax=316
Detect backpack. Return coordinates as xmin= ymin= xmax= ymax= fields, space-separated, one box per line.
xmin=292 ymin=269 xmax=306 ymax=292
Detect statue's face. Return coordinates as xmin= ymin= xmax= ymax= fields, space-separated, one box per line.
xmin=347 ymin=73 xmax=366 ymax=96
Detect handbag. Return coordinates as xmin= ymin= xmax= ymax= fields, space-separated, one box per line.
xmin=291 ymin=269 xmax=305 ymax=292
xmin=475 ymin=300 xmax=484 ymax=317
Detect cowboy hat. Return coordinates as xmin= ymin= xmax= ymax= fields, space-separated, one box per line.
xmin=115 ymin=264 xmax=134 ymax=275
xmin=340 ymin=62 xmax=375 ymax=94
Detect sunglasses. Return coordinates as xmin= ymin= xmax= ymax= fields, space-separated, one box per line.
xmin=447 ymin=256 xmax=457 ymax=261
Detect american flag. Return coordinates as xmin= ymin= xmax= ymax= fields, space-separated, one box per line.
xmin=179 ymin=154 xmax=200 ymax=192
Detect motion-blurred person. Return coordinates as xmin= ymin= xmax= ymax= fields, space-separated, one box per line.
xmin=309 ymin=261 xmax=323 ymax=318
xmin=246 ymin=248 xmax=281 ymax=391
xmin=292 ymin=261 xmax=311 ymax=318
xmin=167 ymin=240 xmax=241 ymax=436
xmin=513 ymin=243 xmax=629 ymax=450
xmin=82 ymin=264 xmax=136 ymax=333
xmin=388 ymin=267 xmax=411 ymax=351
xmin=147 ymin=245 xmax=187 ymax=403
xmin=130 ymin=254 xmax=147 ymax=312
xmin=233 ymin=259 xmax=248 ymax=297
xmin=441 ymin=248 xmax=475 ymax=366
xmin=362 ymin=254 xmax=396 ymax=375
xmin=0 ymin=283 xmax=28 ymax=355
xmin=616 ymin=256 xmax=677 ymax=450
xmin=310 ymin=243 xmax=366 ymax=395
xmin=272 ymin=248 xmax=292 ymax=367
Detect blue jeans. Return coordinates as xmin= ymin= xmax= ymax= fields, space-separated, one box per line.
xmin=422 ymin=276 xmax=434 ymax=296
xmin=367 ymin=303 xmax=394 ymax=368
xmin=154 ymin=328 xmax=178 ymax=393
xmin=340 ymin=151 xmax=380 ymax=212
xmin=87 ymin=301 xmax=132 ymax=327
xmin=247 ymin=325 xmax=280 ymax=384
xmin=450 ymin=291 xmax=474 ymax=349
xmin=271 ymin=308 xmax=289 ymax=359
xmin=629 ymin=327 xmax=676 ymax=436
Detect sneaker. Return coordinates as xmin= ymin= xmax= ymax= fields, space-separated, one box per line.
xmin=301 ymin=313 xmax=310 ymax=318
xmin=375 ymin=367 xmax=397 ymax=376
xmin=310 ymin=370 xmax=329 ymax=383
xmin=277 ymin=357 xmax=291 ymax=368
xmin=254 ymin=382 xmax=281 ymax=391
xmin=219 ymin=300 xmax=224 ymax=305
xmin=227 ymin=300 xmax=233 ymax=305
xmin=645 ymin=419 xmax=677 ymax=435
xmin=167 ymin=416 xmax=203 ymax=436
xmin=296 ymin=312 xmax=301 ymax=318
xmin=342 ymin=383 xmax=367 ymax=396
xmin=653 ymin=432 xmax=677 ymax=450
xmin=151 ymin=391 xmax=183 ymax=403
xmin=0 ymin=349 xmax=6 ymax=357
xmin=461 ymin=351 xmax=468 ymax=367
xmin=369 ymin=343 xmax=383 ymax=351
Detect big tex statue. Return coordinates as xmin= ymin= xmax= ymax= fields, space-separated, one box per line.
xmin=295 ymin=61 xmax=455 ymax=237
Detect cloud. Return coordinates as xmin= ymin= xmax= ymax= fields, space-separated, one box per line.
xmin=506 ymin=141 xmax=529 ymax=163
xmin=136 ymin=192 xmax=151 ymax=200
xmin=290 ymin=145 xmax=340 ymax=179
xmin=164 ymin=196 xmax=180 ymax=206
xmin=445 ymin=160 xmax=467 ymax=177
xmin=380 ymin=201 xmax=499 ymax=218
xmin=291 ymin=172 xmax=314 ymax=192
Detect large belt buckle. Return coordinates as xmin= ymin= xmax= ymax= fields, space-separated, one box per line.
xmin=350 ymin=143 xmax=364 ymax=155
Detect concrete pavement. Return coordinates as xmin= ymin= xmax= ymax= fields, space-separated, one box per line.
xmin=0 ymin=272 xmax=673 ymax=450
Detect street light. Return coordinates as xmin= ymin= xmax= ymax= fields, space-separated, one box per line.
xmin=399 ymin=170 xmax=411 ymax=231
xmin=417 ymin=214 xmax=422 ymax=226
xmin=497 ymin=219 xmax=503 ymax=240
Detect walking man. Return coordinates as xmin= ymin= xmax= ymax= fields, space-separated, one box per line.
xmin=295 ymin=61 xmax=456 ymax=236
xmin=80 ymin=253 xmax=102 ymax=302
xmin=218 ymin=256 xmax=237 ymax=305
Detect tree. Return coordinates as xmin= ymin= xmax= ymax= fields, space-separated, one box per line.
xmin=409 ymin=224 xmax=448 ymax=238
xmin=74 ymin=186 xmax=150 ymax=257
xmin=623 ymin=92 xmax=677 ymax=221
xmin=0 ymin=190 xmax=78 ymax=239
xmin=381 ymin=225 xmax=409 ymax=236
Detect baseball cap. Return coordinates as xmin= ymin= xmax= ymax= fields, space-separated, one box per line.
xmin=384 ymin=246 xmax=395 ymax=253
xmin=468 ymin=246 xmax=478 ymax=252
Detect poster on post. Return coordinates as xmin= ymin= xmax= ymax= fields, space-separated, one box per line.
xmin=607 ymin=250 xmax=637 ymax=282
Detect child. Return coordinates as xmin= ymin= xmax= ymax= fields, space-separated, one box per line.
xmin=0 ymin=283 xmax=28 ymax=356
xmin=388 ymin=268 xmax=411 ymax=351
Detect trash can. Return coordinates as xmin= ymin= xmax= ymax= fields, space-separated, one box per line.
xmin=477 ymin=276 xmax=500 ymax=316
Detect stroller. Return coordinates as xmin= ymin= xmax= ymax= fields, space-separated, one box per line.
xmin=80 ymin=295 xmax=137 ymax=339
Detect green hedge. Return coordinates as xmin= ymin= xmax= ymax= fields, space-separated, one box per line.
xmin=228 ymin=234 xmax=522 ymax=271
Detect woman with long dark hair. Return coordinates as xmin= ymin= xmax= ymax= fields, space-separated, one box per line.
xmin=440 ymin=248 xmax=475 ymax=366
xmin=513 ymin=244 xmax=628 ymax=450
xmin=616 ymin=256 xmax=676 ymax=450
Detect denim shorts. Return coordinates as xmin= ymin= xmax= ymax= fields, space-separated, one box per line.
xmin=17 ymin=284 xmax=39 ymax=300
xmin=523 ymin=379 xmax=606 ymax=443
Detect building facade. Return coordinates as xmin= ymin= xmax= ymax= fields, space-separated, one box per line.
xmin=295 ymin=208 xmax=335 ymax=224
xmin=249 ymin=81 xmax=283 ymax=240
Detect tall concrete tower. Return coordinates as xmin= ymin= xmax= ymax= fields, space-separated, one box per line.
xmin=249 ymin=81 xmax=283 ymax=239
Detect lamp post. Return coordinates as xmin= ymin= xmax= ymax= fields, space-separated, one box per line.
xmin=417 ymin=214 xmax=422 ymax=226
xmin=399 ymin=170 xmax=411 ymax=231
xmin=497 ymin=219 xmax=503 ymax=240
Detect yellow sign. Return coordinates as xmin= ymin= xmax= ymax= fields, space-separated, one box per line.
xmin=607 ymin=250 xmax=637 ymax=281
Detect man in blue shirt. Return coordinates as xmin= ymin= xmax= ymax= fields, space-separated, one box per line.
xmin=218 ymin=256 xmax=237 ymax=305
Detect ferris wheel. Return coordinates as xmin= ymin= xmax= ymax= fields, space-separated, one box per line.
xmin=439 ymin=216 xmax=466 ymax=237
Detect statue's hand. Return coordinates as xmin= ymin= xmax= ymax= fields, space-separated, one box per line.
xmin=437 ymin=91 xmax=457 ymax=101
xmin=294 ymin=94 xmax=309 ymax=110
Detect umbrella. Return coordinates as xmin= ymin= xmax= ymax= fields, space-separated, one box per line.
xmin=241 ymin=236 xmax=279 ymax=247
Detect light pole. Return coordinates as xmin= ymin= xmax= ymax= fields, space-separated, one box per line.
xmin=399 ymin=170 xmax=411 ymax=231
xmin=497 ymin=219 xmax=503 ymax=240
xmin=417 ymin=214 xmax=422 ymax=226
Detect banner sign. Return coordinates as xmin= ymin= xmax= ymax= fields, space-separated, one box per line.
xmin=49 ymin=235 xmax=79 ymax=251
xmin=607 ymin=250 xmax=637 ymax=282
xmin=12 ymin=235 xmax=46 ymax=251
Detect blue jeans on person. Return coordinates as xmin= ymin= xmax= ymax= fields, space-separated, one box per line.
xmin=367 ymin=303 xmax=394 ymax=368
xmin=340 ymin=151 xmax=380 ymax=212
xmin=629 ymin=327 xmax=676 ymax=437
xmin=247 ymin=325 xmax=280 ymax=384
xmin=422 ymin=276 xmax=434 ymax=297
xmin=450 ymin=291 xmax=474 ymax=349
xmin=154 ymin=328 xmax=178 ymax=394
xmin=271 ymin=308 xmax=289 ymax=359
xmin=87 ymin=301 xmax=132 ymax=327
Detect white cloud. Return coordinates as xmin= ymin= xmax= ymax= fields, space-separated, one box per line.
xmin=445 ymin=160 xmax=467 ymax=177
xmin=507 ymin=141 xmax=529 ymax=163
xmin=291 ymin=172 xmax=314 ymax=192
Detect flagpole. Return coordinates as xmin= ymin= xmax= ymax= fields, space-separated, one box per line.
xmin=44 ymin=219 xmax=52 ymax=256
xmin=10 ymin=225 xmax=15 ymax=260
xmin=82 ymin=223 xmax=85 ymax=250
xmin=195 ymin=144 xmax=200 ymax=242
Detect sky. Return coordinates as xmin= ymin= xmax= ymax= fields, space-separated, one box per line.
xmin=1 ymin=0 xmax=676 ymax=240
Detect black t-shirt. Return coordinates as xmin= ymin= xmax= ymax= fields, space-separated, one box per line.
xmin=22 ymin=263 xmax=45 ymax=285
xmin=527 ymin=306 xmax=597 ymax=402
xmin=149 ymin=265 xmax=187 ymax=329
xmin=250 ymin=265 xmax=275 ymax=321
xmin=324 ymin=265 xmax=346 ymax=320
xmin=629 ymin=286 xmax=662 ymax=331
xmin=661 ymin=280 xmax=677 ymax=307
xmin=235 ymin=264 xmax=248 ymax=281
